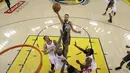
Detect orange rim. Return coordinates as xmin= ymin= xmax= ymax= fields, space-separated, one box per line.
xmin=0 ymin=44 xmax=43 ymax=73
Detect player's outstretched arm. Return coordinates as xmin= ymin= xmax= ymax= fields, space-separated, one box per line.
xmin=76 ymin=60 xmax=85 ymax=68
xmin=126 ymin=45 xmax=130 ymax=48
xmin=69 ymin=21 xmax=81 ymax=33
xmin=74 ymin=42 xmax=84 ymax=52
xmin=56 ymin=12 xmax=64 ymax=24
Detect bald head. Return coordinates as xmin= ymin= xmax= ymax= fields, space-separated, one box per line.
xmin=57 ymin=48 xmax=63 ymax=56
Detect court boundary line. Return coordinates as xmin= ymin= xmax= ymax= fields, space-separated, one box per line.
xmin=0 ymin=44 xmax=43 ymax=73
xmin=98 ymin=38 xmax=111 ymax=73
xmin=6 ymin=35 xmax=30 ymax=73
xmin=19 ymin=35 xmax=38 ymax=72
xmin=0 ymin=16 xmax=130 ymax=32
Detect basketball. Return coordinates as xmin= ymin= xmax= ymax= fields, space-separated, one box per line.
xmin=53 ymin=3 xmax=61 ymax=13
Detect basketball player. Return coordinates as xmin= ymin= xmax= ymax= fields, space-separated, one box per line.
xmin=51 ymin=48 xmax=68 ymax=73
xmin=53 ymin=30 xmax=69 ymax=72
xmin=61 ymin=59 xmax=95 ymax=73
xmin=53 ymin=31 xmax=79 ymax=73
xmin=103 ymin=0 xmax=116 ymax=23
xmin=115 ymin=51 xmax=130 ymax=70
xmin=42 ymin=35 xmax=60 ymax=73
xmin=103 ymin=0 xmax=115 ymax=15
xmin=76 ymin=58 xmax=93 ymax=73
xmin=43 ymin=31 xmax=69 ymax=73
xmin=74 ymin=42 xmax=97 ymax=73
xmin=55 ymin=12 xmax=81 ymax=58
xmin=5 ymin=0 xmax=11 ymax=10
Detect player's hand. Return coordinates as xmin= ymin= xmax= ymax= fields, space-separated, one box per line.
xmin=55 ymin=11 xmax=59 ymax=14
xmin=76 ymin=60 xmax=80 ymax=64
xmin=74 ymin=42 xmax=77 ymax=46
xmin=126 ymin=45 xmax=130 ymax=48
xmin=127 ymin=51 xmax=130 ymax=54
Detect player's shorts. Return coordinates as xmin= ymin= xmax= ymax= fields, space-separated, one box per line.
xmin=109 ymin=3 xmax=116 ymax=16
xmin=123 ymin=54 xmax=130 ymax=62
xmin=108 ymin=2 xmax=112 ymax=7
xmin=109 ymin=8 xmax=116 ymax=16
xmin=48 ymin=55 xmax=56 ymax=64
